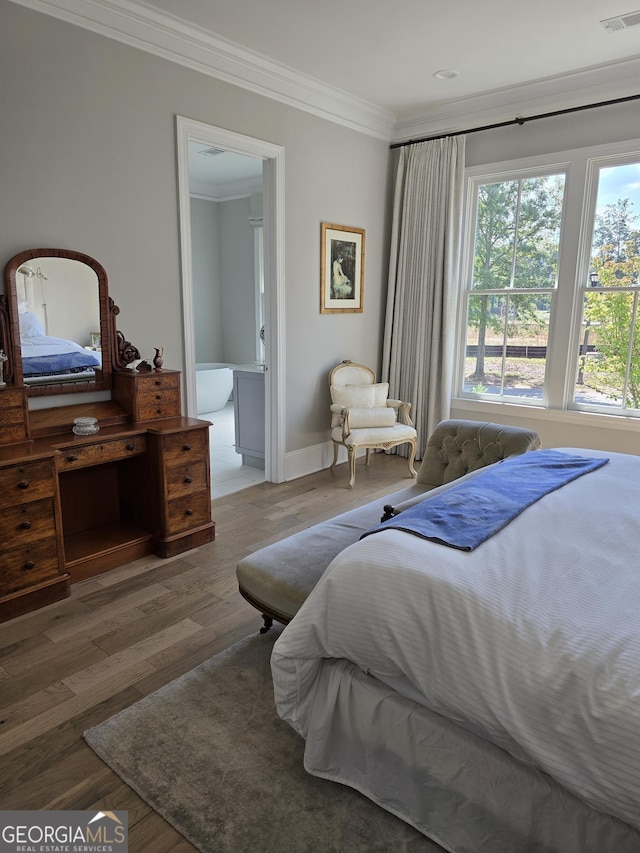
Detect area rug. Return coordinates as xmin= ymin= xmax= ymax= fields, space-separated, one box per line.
xmin=84 ymin=630 xmax=441 ymax=852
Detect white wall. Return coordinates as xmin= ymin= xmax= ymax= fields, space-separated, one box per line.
xmin=191 ymin=198 xmax=222 ymax=364
xmin=452 ymin=104 xmax=640 ymax=455
xmin=0 ymin=2 xmax=392 ymax=461
xmin=218 ymin=197 xmax=257 ymax=365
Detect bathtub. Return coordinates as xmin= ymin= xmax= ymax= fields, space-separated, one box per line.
xmin=196 ymin=363 xmax=234 ymax=414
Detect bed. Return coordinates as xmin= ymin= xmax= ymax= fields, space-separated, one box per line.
xmin=19 ymin=309 xmax=100 ymax=384
xmin=271 ymin=447 xmax=640 ymax=852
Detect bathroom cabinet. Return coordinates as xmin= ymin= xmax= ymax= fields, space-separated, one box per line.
xmin=233 ymin=367 xmax=265 ymax=469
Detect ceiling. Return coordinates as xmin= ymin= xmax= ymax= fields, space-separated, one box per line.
xmin=142 ymin=0 xmax=640 ymax=117
xmin=188 ymin=142 xmax=262 ymax=200
xmin=10 ymin=0 xmax=640 ymax=140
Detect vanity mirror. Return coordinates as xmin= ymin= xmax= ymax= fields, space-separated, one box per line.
xmin=4 ymin=248 xmax=115 ymax=397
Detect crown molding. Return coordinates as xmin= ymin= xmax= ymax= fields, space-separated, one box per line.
xmin=9 ymin=0 xmax=640 ymax=147
xmin=393 ymin=56 xmax=640 ymax=143
xmin=8 ymin=0 xmax=397 ymax=141
xmin=190 ymin=175 xmax=264 ymax=202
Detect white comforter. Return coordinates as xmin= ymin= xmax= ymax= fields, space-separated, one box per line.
xmin=272 ymin=448 xmax=640 ymax=831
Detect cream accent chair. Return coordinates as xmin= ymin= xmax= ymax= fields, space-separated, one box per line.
xmin=329 ymin=360 xmax=418 ymax=487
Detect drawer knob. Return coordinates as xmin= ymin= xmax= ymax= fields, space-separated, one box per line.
xmin=183 ymin=476 xmax=193 ymax=484
xmin=126 ymin=443 xmax=135 ymax=451
xmin=156 ymin=408 xmax=163 ymax=414
xmin=20 ymin=520 xmax=32 ymax=530
xmin=185 ymin=508 xmax=194 ymax=516
xmin=23 ymin=560 xmax=36 ymax=571
xmin=155 ymin=379 xmax=162 ymax=386
xmin=67 ymin=454 xmax=78 ymax=462
xmin=182 ymin=444 xmax=191 ymax=452
xmin=18 ymin=480 xmax=30 ymax=489
xmin=155 ymin=394 xmax=162 ymax=400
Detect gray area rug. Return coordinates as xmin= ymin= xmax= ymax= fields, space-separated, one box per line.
xmin=84 ymin=630 xmax=441 ymax=852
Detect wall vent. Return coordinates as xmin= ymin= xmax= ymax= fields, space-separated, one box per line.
xmin=601 ymin=9 xmax=640 ymax=31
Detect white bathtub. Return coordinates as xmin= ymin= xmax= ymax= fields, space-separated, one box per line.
xmin=196 ymin=363 xmax=234 ymax=414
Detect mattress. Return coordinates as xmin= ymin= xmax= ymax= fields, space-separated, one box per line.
xmin=271 ymin=448 xmax=640 ymax=842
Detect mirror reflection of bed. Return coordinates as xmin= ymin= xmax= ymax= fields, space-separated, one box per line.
xmin=16 ymin=256 xmax=102 ymax=387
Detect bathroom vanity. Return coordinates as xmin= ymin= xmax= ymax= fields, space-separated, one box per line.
xmin=0 ymin=248 xmax=215 ymax=622
xmin=233 ymin=366 xmax=265 ymax=469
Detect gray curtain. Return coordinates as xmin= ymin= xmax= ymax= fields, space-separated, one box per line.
xmin=382 ymin=136 xmax=466 ymax=458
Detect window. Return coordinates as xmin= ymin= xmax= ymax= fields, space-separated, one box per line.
xmin=457 ymin=146 xmax=640 ymax=417
xmin=573 ymin=163 xmax=640 ymax=412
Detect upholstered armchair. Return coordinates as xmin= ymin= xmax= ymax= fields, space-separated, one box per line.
xmin=329 ymin=360 xmax=417 ymax=487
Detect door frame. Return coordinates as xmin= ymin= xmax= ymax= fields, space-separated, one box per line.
xmin=176 ymin=115 xmax=286 ymax=483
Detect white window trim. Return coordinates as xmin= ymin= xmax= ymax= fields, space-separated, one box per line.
xmin=454 ymin=136 xmax=640 ymax=422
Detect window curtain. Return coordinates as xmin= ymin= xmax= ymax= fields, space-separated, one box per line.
xmin=382 ymin=136 xmax=466 ymax=458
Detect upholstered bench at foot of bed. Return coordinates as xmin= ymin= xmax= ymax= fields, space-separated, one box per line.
xmin=236 ymin=419 xmax=542 ymax=632
xmin=236 ymin=483 xmax=427 ymax=632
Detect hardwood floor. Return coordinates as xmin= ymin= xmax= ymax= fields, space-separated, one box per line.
xmin=0 ymin=453 xmax=413 ymax=852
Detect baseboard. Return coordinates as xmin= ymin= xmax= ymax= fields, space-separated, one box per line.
xmin=284 ymin=442 xmax=366 ymax=481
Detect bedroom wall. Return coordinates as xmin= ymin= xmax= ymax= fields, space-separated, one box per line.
xmin=0 ymin=2 xmax=392 ymax=469
xmin=451 ymin=103 xmax=640 ymax=455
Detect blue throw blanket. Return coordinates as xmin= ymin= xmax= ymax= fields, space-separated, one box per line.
xmin=22 ymin=350 xmax=100 ymax=377
xmin=361 ymin=449 xmax=608 ymax=551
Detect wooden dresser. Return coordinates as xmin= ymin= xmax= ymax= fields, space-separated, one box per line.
xmin=0 ymin=369 xmax=215 ymax=622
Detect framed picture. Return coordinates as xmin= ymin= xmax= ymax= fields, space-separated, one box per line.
xmin=320 ymin=222 xmax=365 ymax=313
xmin=90 ymin=331 xmax=101 ymax=349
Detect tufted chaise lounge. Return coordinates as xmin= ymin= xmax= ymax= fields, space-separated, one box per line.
xmin=236 ymin=419 xmax=542 ymax=632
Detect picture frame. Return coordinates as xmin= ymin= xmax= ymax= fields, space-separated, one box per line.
xmin=89 ymin=331 xmax=101 ymax=349
xmin=320 ymin=222 xmax=365 ymax=313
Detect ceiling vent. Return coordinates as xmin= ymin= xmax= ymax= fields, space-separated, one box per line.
xmin=601 ymin=9 xmax=640 ymax=31
xmin=197 ymin=147 xmax=225 ymax=156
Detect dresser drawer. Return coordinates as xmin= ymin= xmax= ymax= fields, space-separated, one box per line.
xmin=136 ymin=372 xmax=180 ymax=393
xmin=162 ymin=429 xmax=207 ymax=468
xmin=0 ymin=498 xmax=57 ymax=544
xmin=0 ymin=390 xmax=26 ymax=424
xmin=0 ymin=388 xmax=29 ymax=445
xmin=0 ymin=424 xmax=30 ymax=444
xmin=166 ymin=490 xmax=211 ymax=534
xmin=137 ymin=393 xmax=181 ymax=421
xmin=0 ymin=538 xmax=60 ymax=594
xmin=56 ymin=435 xmax=147 ymax=471
xmin=166 ymin=461 xmax=208 ymax=499
xmin=0 ymin=459 xmax=56 ymax=506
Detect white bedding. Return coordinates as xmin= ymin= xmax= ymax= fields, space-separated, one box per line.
xmin=271 ymin=447 xmax=640 ymax=833
xmin=21 ymin=335 xmax=101 ymax=362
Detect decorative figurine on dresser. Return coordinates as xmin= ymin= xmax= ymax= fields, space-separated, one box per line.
xmin=0 ymin=248 xmax=215 ymax=622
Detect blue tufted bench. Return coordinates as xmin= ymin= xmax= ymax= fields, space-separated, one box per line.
xmin=236 ymin=419 xmax=542 ymax=632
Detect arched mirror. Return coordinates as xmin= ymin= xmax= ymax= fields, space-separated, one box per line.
xmin=4 ymin=248 xmax=114 ymax=397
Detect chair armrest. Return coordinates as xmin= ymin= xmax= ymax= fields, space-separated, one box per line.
xmin=330 ymin=403 xmax=351 ymax=437
xmin=386 ymin=399 xmax=414 ymax=427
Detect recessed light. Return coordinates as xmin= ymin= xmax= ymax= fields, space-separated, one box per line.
xmin=433 ymin=69 xmax=459 ymax=80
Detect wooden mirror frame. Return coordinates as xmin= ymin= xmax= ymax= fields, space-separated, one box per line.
xmin=4 ymin=248 xmax=115 ymax=397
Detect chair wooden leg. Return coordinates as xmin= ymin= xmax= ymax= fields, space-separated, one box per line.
xmin=348 ymin=446 xmax=357 ymax=488
xmin=330 ymin=441 xmax=339 ymax=471
xmin=407 ymin=439 xmax=418 ymax=478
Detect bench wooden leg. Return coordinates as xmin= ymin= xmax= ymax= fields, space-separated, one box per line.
xmin=259 ymin=614 xmax=273 ymax=634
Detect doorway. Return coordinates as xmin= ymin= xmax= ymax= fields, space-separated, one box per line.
xmin=176 ymin=116 xmax=286 ymax=490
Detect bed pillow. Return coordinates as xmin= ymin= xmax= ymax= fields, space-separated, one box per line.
xmin=19 ymin=310 xmax=45 ymax=340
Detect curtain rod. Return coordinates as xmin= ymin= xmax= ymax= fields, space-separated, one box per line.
xmin=390 ymin=92 xmax=640 ymax=150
